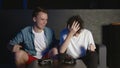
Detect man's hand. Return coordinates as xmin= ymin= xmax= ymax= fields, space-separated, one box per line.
xmin=12 ymin=45 xmax=22 ymax=52
xmin=88 ymin=44 xmax=96 ymax=52
xmin=68 ymin=21 xmax=80 ymax=35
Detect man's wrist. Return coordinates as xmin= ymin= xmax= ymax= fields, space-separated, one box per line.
xmin=69 ymin=31 xmax=75 ymax=36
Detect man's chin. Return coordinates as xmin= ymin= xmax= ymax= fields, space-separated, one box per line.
xmin=39 ymin=27 xmax=45 ymax=30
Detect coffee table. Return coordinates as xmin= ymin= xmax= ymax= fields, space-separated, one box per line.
xmin=27 ymin=60 xmax=86 ymax=68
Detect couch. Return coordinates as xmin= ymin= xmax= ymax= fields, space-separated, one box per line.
xmin=78 ymin=44 xmax=107 ymax=68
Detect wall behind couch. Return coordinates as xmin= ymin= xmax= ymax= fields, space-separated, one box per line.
xmin=0 ymin=9 xmax=120 ymax=64
xmin=47 ymin=9 xmax=120 ymax=44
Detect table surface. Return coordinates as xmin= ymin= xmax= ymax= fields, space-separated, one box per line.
xmin=27 ymin=60 xmax=86 ymax=68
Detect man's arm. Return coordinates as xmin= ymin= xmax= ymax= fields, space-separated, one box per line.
xmin=88 ymin=44 xmax=96 ymax=52
xmin=59 ymin=21 xmax=80 ymax=53
xmin=7 ymin=31 xmax=23 ymax=52
xmin=12 ymin=45 xmax=22 ymax=52
xmin=87 ymin=31 xmax=96 ymax=52
xmin=7 ymin=43 xmax=23 ymax=53
xmin=59 ymin=31 xmax=74 ymax=53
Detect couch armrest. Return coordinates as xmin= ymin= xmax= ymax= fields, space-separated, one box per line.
xmin=96 ymin=44 xmax=107 ymax=68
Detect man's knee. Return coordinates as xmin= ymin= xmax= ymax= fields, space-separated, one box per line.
xmin=50 ymin=47 xmax=58 ymax=55
xmin=91 ymin=51 xmax=98 ymax=60
xmin=14 ymin=50 xmax=28 ymax=63
xmin=87 ymin=51 xmax=98 ymax=58
xmin=88 ymin=51 xmax=98 ymax=64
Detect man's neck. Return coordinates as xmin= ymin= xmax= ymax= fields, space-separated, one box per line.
xmin=33 ymin=26 xmax=43 ymax=33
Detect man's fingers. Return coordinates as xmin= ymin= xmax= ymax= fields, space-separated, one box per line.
xmin=13 ymin=45 xmax=22 ymax=52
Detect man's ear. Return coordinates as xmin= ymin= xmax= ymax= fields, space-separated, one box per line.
xmin=33 ymin=17 xmax=36 ymax=22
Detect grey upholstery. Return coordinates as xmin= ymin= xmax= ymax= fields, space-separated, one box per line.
xmin=78 ymin=44 xmax=107 ymax=68
xmin=97 ymin=44 xmax=107 ymax=68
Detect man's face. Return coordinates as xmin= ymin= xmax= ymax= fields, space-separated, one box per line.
xmin=33 ymin=12 xmax=48 ymax=30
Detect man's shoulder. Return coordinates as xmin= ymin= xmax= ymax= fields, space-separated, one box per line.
xmin=21 ymin=26 xmax=32 ymax=30
xmin=82 ymin=29 xmax=92 ymax=34
xmin=44 ymin=27 xmax=52 ymax=30
xmin=44 ymin=27 xmax=53 ymax=32
xmin=21 ymin=26 xmax=32 ymax=32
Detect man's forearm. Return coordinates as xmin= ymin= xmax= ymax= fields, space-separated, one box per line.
xmin=60 ymin=32 xmax=74 ymax=53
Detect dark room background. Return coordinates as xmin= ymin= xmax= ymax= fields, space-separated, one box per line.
xmin=0 ymin=0 xmax=120 ymax=9
xmin=0 ymin=0 xmax=120 ymax=68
